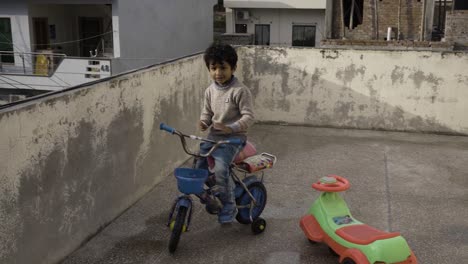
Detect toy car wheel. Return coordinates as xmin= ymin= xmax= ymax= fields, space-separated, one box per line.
xmin=308 ymin=239 xmax=317 ymax=244
xmin=236 ymin=181 xmax=267 ymax=224
xmin=341 ymin=258 xmax=356 ymax=264
xmin=251 ymin=217 xmax=266 ymax=234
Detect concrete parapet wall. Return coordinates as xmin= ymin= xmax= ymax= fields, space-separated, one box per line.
xmin=2 ymin=46 xmax=468 ymax=264
xmin=237 ymin=46 xmax=468 ymax=135
xmin=0 ymin=55 xmax=209 ymax=264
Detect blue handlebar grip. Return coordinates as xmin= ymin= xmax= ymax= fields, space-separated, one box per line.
xmin=228 ymin=138 xmax=243 ymax=145
xmin=159 ymin=123 xmax=175 ymax=134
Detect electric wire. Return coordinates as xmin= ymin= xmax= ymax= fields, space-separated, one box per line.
xmin=33 ymin=30 xmax=115 ymax=46
xmin=0 ymin=81 xmax=66 ymax=88
xmin=0 ymin=31 xmax=115 ymax=47
xmin=0 ymin=32 xmax=72 ymax=87
xmin=0 ymin=74 xmax=36 ymax=90
xmin=0 ymin=76 xmax=20 ymax=89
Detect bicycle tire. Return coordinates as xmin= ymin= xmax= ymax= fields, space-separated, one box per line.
xmin=236 ymin=181 xmax=267 ymax=224
xmin=168 ymin=206 xmax=187 ymax=253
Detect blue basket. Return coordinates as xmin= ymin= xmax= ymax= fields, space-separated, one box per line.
xmin=174 ymin=168 xmax=209 ymax=194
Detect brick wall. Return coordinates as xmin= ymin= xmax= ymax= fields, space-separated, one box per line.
xmin=332 ymin=0 xmax=424 ymax=41
xmin=445 ymin=10 xmax=468 ymax=48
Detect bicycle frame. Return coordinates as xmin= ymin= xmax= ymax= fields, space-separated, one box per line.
xmin=161 ymin=123 xmax=273 ymax=252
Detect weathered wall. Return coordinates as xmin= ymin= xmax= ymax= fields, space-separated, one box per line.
xmin=237 ymin=46 xmax=468 ymax=135
xmin=2 ymin=45 xmax=468 ymax=264
xmin=0 ymin=54 xmax=210 ymax=264
xmin=112 ymin=0 xmax=217 ymax=74
xmin=445 ymin=10 xmax=468 ymax=48
xmin=332 ymin=0 xmax=430 ymax=41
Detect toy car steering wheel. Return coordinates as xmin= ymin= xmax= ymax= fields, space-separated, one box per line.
xmin=312 ymin=175 xmax=350 ymax=192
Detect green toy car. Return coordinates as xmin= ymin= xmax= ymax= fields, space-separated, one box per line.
xmin=300 ymin=175 xmax=418 ymax=264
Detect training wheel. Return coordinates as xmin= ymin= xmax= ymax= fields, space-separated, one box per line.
xmin=312 ymin=175 xmax=350 ymax=192
xmin=251 ymin=217 xmax=266 ymax=234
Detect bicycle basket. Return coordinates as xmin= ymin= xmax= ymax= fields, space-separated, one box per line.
xmin=174 ymin=168 xmax=209 ymax=195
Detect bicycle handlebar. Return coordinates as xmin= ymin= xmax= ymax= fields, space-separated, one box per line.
xmin=160 ymin=123 xmax=175 ymax=134
xmin=159 ymin=122 xmax=243 ymax=158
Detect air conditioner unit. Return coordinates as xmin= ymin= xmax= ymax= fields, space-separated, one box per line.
xmin=236 ymin=10 xmax=250 ymax=20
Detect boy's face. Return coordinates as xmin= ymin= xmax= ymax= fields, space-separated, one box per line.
xmin=208 ymin=61 xmax=236 ymax=85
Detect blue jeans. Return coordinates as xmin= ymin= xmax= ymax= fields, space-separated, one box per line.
xmin=196 ymin=140 xmax=244 ymax=206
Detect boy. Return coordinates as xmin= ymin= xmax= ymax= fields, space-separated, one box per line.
xmin=197 ymin=43 xmax=254 ymax=224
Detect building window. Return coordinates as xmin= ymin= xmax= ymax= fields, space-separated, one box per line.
xmin=235 ymin=24 xmax=247 ymax=33
xmin=255 ymin=24 xmax=270 ymax=45
xmin=454 ymin=0 xmax=468 ymax=10
xmin=292 ymin=25 xmax=316 ymax=47
xmin=0 ymin=18 xmax=14 ymax=63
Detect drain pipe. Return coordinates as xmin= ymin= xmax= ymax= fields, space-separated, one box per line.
xmin=374 ymin=0 xmax=379 ymax=39
xmin=349 ymin=0 xmax=355 ymax=30
xmin=397 ymin=0 xmax=402 ymax=40
xmin=340 ymin=0 xmax=346 ymax=39
xmin=420 ymin=0 xmax=426 ymax=41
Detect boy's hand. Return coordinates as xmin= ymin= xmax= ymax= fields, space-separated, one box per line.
xmin=213 ymin=122 xmax=233 ymax=133
xmin=199 ymin=120 xmax=209 ymax=131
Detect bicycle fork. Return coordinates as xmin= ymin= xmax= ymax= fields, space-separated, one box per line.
xmin=167 ymin=195 xmax=194 ymax=231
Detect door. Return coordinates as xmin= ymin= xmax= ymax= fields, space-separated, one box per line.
xmin=255 ymin=24 xmax=270 ymax=45
xmin=79 ymin=17 xmax=103 ymax=57
xmin=0 ymin=18 xmax=14 ymax=63
xmin=33 ymin=17 xmax=49 ymax=50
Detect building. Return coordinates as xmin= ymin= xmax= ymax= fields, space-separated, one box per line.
xmin=222 ymin=0 xmax=332 ymax=47
xmin=327 ymin=0 xmax=468 ymax=50
xmin=0 ymin=0 xmax=216 ymax=103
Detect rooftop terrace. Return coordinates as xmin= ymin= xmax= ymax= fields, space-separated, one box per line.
xmin=62 ymin=124 xmax=468 ymax=264
xmin=1 ymin=46 xmax=468 ymax=263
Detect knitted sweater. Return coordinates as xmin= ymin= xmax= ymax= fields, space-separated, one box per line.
xmin=200 ymin=77 xmax=255 ymax=140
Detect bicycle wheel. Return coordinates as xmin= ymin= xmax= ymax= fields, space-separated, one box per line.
xmin=168 ymin=206 xmax=187 ymax=253
xmin=236 ymin=181 xmax=267 ymax=224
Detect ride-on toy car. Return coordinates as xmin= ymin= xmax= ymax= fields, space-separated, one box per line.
xmin=300 ymin=175 xmax=418 ymax=264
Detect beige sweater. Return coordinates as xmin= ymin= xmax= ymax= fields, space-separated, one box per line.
xmin=200 ymin=77 xmax=254 ymax=139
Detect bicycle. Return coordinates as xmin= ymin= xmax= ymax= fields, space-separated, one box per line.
xmin=159 ymin=123 xmax=276 ymax=253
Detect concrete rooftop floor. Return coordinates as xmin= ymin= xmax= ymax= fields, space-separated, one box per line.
xmin=61 ymin=124 xmax=468 ymax=264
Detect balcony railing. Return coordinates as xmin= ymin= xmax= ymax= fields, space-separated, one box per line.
xmin=0 ymin=51 xmax=67 ymax=76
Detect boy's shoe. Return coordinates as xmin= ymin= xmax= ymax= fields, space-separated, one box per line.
xmin=205 ymin=196 xmax=222 ymax=215
xmin=199 ymin=192 xmax=222 ymax=214
xmin=218 ymin=203 xmax=238 ymax=224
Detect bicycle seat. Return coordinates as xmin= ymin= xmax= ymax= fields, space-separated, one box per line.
xmin=335 ymin=224 xmax=401 ymax=245
xmin=234 ymin=141 xmax=257 ymax=163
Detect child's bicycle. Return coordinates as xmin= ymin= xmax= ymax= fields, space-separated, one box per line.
xmin=160 ymin=123 xmax=276 ymax=253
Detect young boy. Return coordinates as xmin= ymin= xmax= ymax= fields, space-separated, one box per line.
xmin=197 ymin=43 xmax=254 ymax=224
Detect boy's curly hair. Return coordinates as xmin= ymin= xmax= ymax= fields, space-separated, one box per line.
xmin=203 ymin=43 xmax=238 ymax=69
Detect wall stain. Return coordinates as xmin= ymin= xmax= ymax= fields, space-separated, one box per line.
xmin=408 ymin=70 xmax=443 ymax=90
xmin=391 ymin=66 xmax=407 ymax=85
xmin=320 ymin=50 xmax=340 ymax=59
xmin=311 ymin=68 xmax=326 ymax=89
xmin=333 ymin=101 xmax=355 ymax=121
xmin=336 ymin=64 xmax=366 ymax=86
xmin=305 ymin=101 xmax=320 ymax=120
